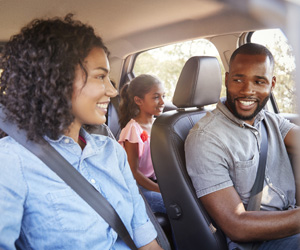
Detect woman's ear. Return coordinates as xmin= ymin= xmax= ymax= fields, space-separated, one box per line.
xmin=134 ymin=96 xmax=143 ymax=106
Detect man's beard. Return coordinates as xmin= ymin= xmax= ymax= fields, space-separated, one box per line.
xmin=226 ymin=90 xmax=270 ymax=121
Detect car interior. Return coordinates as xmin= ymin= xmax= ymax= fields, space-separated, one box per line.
xmin=1 ymin=0 xmax=300 ymax=249
xmin=151 ymin=56 xmax=226 ymax=250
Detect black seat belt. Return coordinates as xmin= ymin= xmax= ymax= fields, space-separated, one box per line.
xmin=247 ymin=119 xmax=268 ymax=211
xmin=0 ymin=106 xmax=138 ymax=250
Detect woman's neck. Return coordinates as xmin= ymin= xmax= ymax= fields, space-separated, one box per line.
xmin=65 ymin=121 xmax=86 ymax=150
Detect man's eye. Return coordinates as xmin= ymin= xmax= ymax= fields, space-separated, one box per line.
xmin=233 ymin=79 xmax=242 ymax=83
xmin=256 ymin=80 xmax=265 ymax=84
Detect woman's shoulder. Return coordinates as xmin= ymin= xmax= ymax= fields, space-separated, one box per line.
xmin=0 ymin=136 xmax=23 ymax=151
xmin=0 ymin=136 xmax=27 ymax=166
xmin=90 ymin=133 xmax=125 ymax=152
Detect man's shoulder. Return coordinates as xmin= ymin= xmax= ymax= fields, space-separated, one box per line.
xmin=263 ymin=110 xmax=281 ymax=119
xmin=263 ymin=110 xmax=295 ymax=127
xmin=189 ymin=108 xmax=227 ymax=134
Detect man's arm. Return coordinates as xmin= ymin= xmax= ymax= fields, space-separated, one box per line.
xmin=284 ymin=126 xmax=300 ymax=155
xmin=200 ymin=186 xmax=300 ymax=242
xmin=284 ymin=126 xmax=300 ymax=205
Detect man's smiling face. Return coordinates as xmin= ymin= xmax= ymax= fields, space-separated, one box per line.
xmin=225 ymin=53 xmax=276 ymax=125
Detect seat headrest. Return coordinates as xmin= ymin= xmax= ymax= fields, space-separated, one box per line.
xmin=173 ymin=56 xmax=222 ymax=108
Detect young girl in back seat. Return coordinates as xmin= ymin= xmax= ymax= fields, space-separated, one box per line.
xmin=118 ymin=74 xmax=166 ymax=214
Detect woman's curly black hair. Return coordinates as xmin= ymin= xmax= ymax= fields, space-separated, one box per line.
xmin=0 ymin=14 xmax=108 ymax=141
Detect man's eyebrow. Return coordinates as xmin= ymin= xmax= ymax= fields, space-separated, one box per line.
xmin=232 ymin=74 xmax=268 ymax=80
xmin=256 ymin=75 xmax=268 ymax=80
xmin=232 ymin=74 xmax=245 ymax=77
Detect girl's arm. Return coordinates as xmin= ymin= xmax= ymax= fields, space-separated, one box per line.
xmin=124 ymin=140 xmax=160 ymax=192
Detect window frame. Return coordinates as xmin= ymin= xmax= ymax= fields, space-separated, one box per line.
xmin=246 ymin=29 xmax=296 ymax=114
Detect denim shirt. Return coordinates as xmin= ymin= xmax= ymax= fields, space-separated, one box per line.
xmin=186 ymin=101 xmax=297 ymax=211
xmin=0 ymin=129 xmax=157 ymax=249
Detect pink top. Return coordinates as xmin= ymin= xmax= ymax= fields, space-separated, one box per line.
xmin=118 ymin=119 xmax=156 ymax=179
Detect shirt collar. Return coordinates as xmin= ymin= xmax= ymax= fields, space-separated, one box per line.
xmin=44 ymin=128 xmax=94 ymax=146
xmin=44 ymin=128 xmax=109 ymax=158
xmin=217 ymin=99 xmax=265 ymax=129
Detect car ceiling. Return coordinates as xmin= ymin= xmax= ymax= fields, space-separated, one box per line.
xmin=0 ymin=0 xmax=227 ymax=41
xmin=0 ymin=1 xmax=211 ymax=39
xmin=0 ymin=0 xmax=299 ymax=114
xmin=0 ymin=0 xmax=282 ymax=56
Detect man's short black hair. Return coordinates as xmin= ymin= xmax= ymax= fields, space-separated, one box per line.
xmin=230 ymin=43 xmax=274 ymax=70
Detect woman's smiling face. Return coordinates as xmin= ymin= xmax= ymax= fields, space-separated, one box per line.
xmin=71 ymin=47 xmax=118 ymax=128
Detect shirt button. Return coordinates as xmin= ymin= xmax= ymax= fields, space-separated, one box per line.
xmin=91 ymin=179 xmax=96 ymax=184
xmin=254 ymin=131 xmax=258 ymax=136
xmin=64 ymin=138 xmax=70 ymax=143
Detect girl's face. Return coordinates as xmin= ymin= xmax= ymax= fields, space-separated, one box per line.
xmin=136 ymin=83 xmax=165 ymax=116
xmin=71 ymin=47 xmax=118 ymax=128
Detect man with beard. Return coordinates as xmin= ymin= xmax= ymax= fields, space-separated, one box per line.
xmin=185 ymin=43 xmax=300 ymax=250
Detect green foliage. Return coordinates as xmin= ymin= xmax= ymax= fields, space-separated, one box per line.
xmin=252 ymin=29 xmax=296 ymax=113
xmin=134 ymin=39 xmax=225 ymax=102
xmin=134 ymin=30 xmax=296 ymax=113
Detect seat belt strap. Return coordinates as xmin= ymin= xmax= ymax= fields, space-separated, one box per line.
xmin=0 ymin=106 xmax=138 ymax=250
xmin=247 ymin=119 xmax=268 ymax=211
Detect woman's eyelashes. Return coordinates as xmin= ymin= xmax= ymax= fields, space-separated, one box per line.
xmin=96 ymin=75 xmax=105 ymax=81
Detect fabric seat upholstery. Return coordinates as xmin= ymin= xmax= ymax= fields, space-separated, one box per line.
xmin=151 ymin=56 xmax=227 ymax=250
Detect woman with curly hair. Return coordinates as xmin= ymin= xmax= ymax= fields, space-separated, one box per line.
xmin=0 ymin=15 xmax=162 ymax=250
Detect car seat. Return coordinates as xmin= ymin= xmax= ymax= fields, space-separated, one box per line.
xmin=150 ymin=56 xmax=228 ymax=250
xmin=107 ymin=95 xmax=121 ymax=140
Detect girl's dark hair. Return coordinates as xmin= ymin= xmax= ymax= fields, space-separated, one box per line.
xmin=119 ymin=74 xmax=162 ymax=129
xmin=0 ymin=14 xmax=108 ymax=141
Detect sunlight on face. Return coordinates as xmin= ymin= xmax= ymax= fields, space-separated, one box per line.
xmin=71 ymin=47 xmax=117 ymax=130
xmin=139 ymin=83 xmax=165 ymax=117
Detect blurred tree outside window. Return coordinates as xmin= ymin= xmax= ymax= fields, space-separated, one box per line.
xmin=133 ymin=39 xmax=225 ymax=103
xmin=251 ymin=29 xmax=296 ymax=114
xmin=133 ymin=29 xmax=296 ymax=114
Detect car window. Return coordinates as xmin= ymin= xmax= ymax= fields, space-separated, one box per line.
xmin=133 ymin=39 xmax=225 ymax=103
xmin=251 ymin=29 xmax=296 ymax=114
